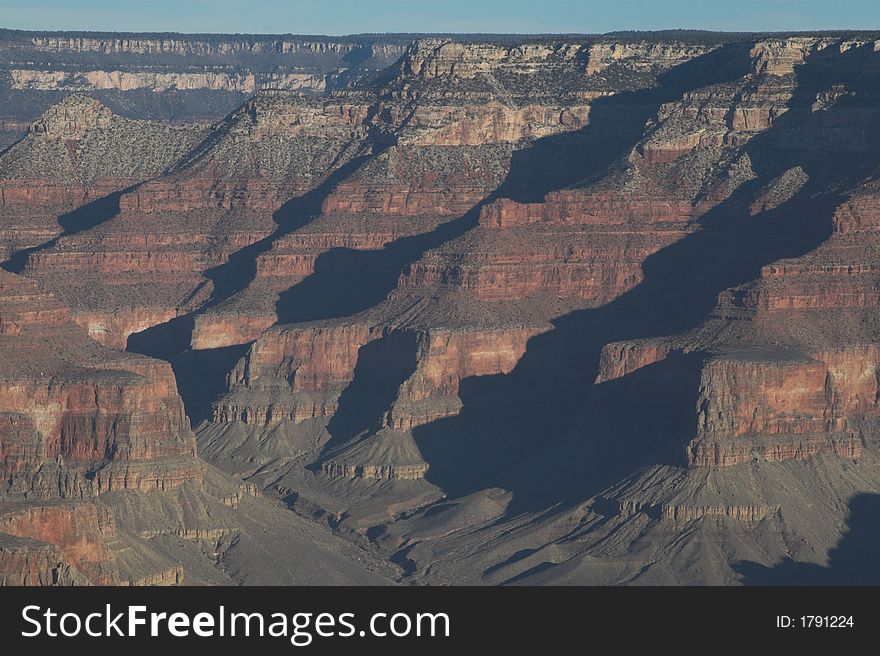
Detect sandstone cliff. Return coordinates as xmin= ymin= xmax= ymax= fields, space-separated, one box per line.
xmin=0 ymin=268 xmax=390 ymax=585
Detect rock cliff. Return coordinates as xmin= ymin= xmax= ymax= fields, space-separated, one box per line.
xmin=0 ymin=30 xmax=411 ymax=148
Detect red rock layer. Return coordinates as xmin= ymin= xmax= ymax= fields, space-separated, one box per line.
xmin=686 ymin=347 xmax=880 ymax=466
xmin=213 ymin=322 xmax=376 ymax=425
xmin=384 ymin=326 xmax=541 ymax=430
xmin=0 ymin=271 xmax=201 ymax=497
xmin=0 ymin=96 xmax=208 ymax=262
xmin=400 ymin=225 xmax=686 ymax=302
xmin=595 ymin=339 xmax=675 ymax=383
xmin=0 ymin=535 xmax=89 ymax=585
xmin=0 ymin=178 xmax=133 ymax=209
xmin=74 ymin=308 xmax=180 ymax=350
xmin=0 ymin=502 xmax=119 ymax=584
xmin=723 ymin=191 xmax=880 ymax=314
xmin=479 ymin=192 xmax=697 ymax=228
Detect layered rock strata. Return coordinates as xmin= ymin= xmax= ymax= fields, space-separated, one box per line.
xmin=6 ymin=33 xmax=880 ymax=585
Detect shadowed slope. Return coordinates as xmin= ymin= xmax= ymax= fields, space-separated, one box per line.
xmin=736 ymin=493 xmax=880 ymax=585
xmin=412 ymin=42 xmax=880 ymax=517
xmin=274 ymin=43 xmax=755 ymax=325
xmin=2 ymin=185 xmax=136 ymax=273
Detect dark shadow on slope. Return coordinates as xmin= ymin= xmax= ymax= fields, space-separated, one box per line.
xmin=314 ymin=331 xmax=420 ymax=462
xmin=275 ymin=207 xmax=480 ymax=323
xmin=411 ymin=42 xmax=880 ymax=517
xmin=502 ymin=561 xmax=557 ymax=585
xmin=205 ymin=154 xmax=373 ymax=306
xmin=497 ymin=42 xmax=754 ymax=202
xmin=735 ymin=493 xmax=880 ymax=585
xmin=126 ymin=313 xmax=253 ymax=426
xmin=127 ymin=313 xmax=196 ymax=360
xmin=483 ymin=548 xmax=541 ymax=577
xmin=127 ymin=41 xmax=757 ymax=432
xmin=169 ymin=343 xmax=253 ymax=426
xmin=1 ymin=185 xmax=136 ymax=273
xmin=581 ymin=351 xmax=708 ymax=466
xmin=275 ymin=42 xmax=755 ymax=325
xmin=125 ymin=152 xmax=383 ymax=424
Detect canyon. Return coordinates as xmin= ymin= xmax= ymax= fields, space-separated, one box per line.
xmin=2 ymin=29 xmax=880 ymax=585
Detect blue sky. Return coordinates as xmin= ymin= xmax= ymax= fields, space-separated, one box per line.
xmin=1 ymin=0 xmax=878 ymax=34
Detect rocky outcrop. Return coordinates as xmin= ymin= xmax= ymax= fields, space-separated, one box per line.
xmin=206 ymin=320 xmax=543 ymax=480
xmin=74 ymin=308 xmax=180 ymax=350
xmin=191 ymin=314 xmax=276 ymax=351
xmin=586 ymin=41 xmax=711 ymax=75
xmin=696 ymin=353 xmax=834 ymax=439
xmin=749 ymin=38 xmax=825 ymax=76
xmin=0 ymin=270 xmax=201 ymax=498
xmin=832 ymin=192 xmax=880 ymax=234
xmin=384 ymin=326 xmax=540 ymax=430
xmin=595 ymin=339 xmax=674 ymax=383
xmin=688 ymin=433 xmax=862 ymax=467
xmin=318 ymin=428 xmax=430 ymax=481
xmin=0 ymin=533 xmax=90 ymax=585
xmin=686 ymin=347 xmax=880 ymax=467
xmin=659 ymin=503 xmax=777 ymax=522
xmin=213 ymin=322 xmax=377 ymax=426
xmin=399 ymin=39 xmax=594 ymax=87
xmin=28 ymin=94 xmax=113 ymax=137
xmin=0 ymin=502 xmax=119 ymax=584
xmin=0 ymin=95 xmax=208 ymax=268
